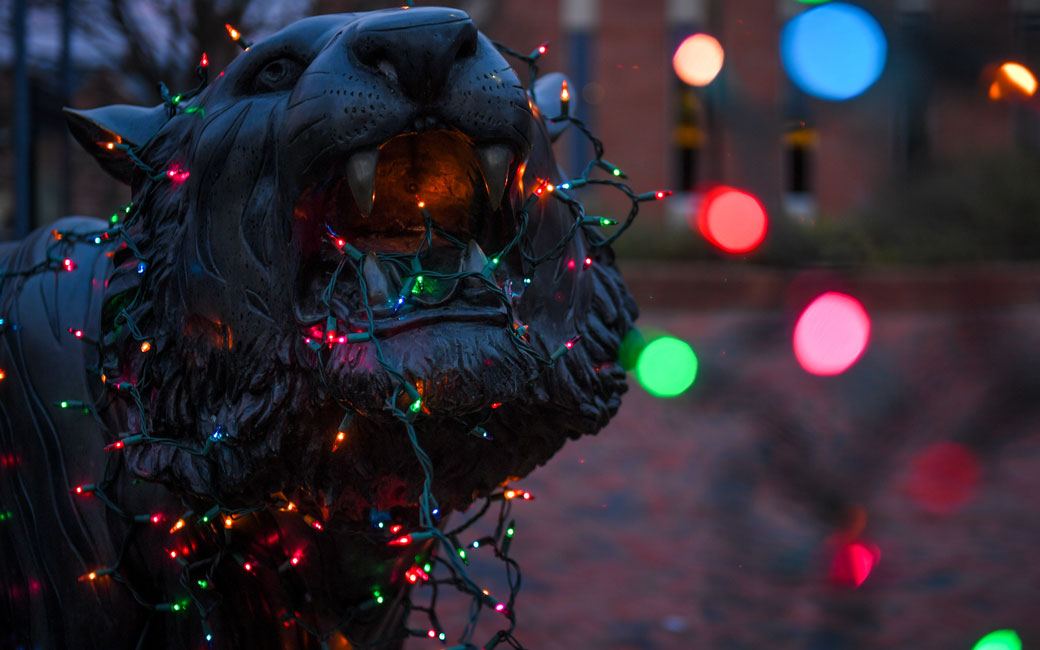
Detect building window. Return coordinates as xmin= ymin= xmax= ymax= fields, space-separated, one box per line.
xmin=674 ymin=85 xmax=704 ymax=193
xmin=784 ymin=127 xmax=814 ymax=195
xmin=894 ymin=0 xmax=932 ymax=171
xmin=782 ymin=79 xmax=816 ymax=221
xmin=782 ymin=124 xmax=817 ymax=222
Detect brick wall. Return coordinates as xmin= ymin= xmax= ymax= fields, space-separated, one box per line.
xmin=489 ymin=0 xmax=1035 ymax=225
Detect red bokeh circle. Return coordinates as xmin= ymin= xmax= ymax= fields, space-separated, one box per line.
xmin=830 ymin=540 xmax=880 ymax=588
xmin=905 ymin=442 xmax=981 ymax=514
xmin=696 ymin=187 xmax=768 ymax=253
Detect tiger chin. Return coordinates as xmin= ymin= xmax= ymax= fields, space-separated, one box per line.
xmin=0 ymin=7 xmax=636 ymax=649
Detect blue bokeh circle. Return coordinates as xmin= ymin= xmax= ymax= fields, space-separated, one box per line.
xmin=781 ymin=3 xmax=887 ymax=101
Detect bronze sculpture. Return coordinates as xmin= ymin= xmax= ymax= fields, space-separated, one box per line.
xmin=0 ymin=7 xmax=638 ymax=648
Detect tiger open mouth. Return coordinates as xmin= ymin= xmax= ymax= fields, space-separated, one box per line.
xmin=293 ymin=129 xmax=530 ymax=336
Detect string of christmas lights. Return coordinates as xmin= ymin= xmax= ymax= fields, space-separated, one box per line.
xmin=1 ymin=21 xmax=669 ymax=650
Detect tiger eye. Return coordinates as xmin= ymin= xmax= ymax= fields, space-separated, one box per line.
xmin=254 ymin=57 xmax=301 ymax=93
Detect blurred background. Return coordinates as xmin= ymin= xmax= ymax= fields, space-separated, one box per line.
xmin=4 ymin=1 xmax=1040 ymax=649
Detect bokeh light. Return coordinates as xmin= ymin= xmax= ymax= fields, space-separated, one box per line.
xmin=973 ymin=630 xmax=1022 ymax=650
xmin=905 ymin=442 xmax=981 ymax=514
xmin=635 ymin=336 xmax=698 ymax=397
xmin=673 ymin=34 xmax=725 ymax=87
xmin=618 ymin=328 xmax=647 ymax=371
xmin=780 ymin=3 xmax=887 ymax=101
xmin=793 ymin=292 xmax=870 ymax=375
xmin=988 ymin=62 xmax=1038 ymax=100
xmin=830 ymin=540 xmax=879 ymax=588
xmin=696 ymin=187 xmax=768 ymax=253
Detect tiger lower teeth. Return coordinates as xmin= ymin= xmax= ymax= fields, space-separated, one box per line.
xmin=361 ymin=252 xmax=393 ymax=306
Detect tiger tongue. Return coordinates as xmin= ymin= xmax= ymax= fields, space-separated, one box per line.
xmin=344 ymin=142 xmax=511 ymax=225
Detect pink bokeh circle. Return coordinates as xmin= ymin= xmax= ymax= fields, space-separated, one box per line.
xmin=793 ymin=292 xmax=871 ymax=375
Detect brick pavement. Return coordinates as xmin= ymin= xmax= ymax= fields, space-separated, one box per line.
xmin=407 ymin=303 xmax=1040 ymax=650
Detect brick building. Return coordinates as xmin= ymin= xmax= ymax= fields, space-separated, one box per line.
xmin=484 ymin=0 xmax=1040 ymax=231
xmin=4 ymin=0 xmax=1038 ymax=239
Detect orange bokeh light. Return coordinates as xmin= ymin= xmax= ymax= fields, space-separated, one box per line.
xmin=673 ymin=34 xmax=725 ymax=87
xmin=988 ymin=62 xmax=1037 ymax=100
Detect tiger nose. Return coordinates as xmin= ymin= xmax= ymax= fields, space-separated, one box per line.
xmin=349 ymin=7 xmax=479 ymax=104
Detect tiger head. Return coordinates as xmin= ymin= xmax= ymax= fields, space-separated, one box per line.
xmin=67 ymin=7 xmax=636 ymax=525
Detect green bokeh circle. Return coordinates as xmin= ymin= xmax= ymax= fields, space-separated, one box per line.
xmin=973 ymin=630 xmax=1022 ymax=650
xmin=635 ymin=336 xmax=698 ymax=397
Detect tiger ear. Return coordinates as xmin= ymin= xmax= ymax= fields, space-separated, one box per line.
xmin=64 ymin=104 xmax=169 ymax=184
xmin=531 ymin=72 xmax=574 ymax=143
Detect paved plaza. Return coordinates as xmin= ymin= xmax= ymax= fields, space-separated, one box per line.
xmin=413 ymin=297 xmax=1040 ymax=650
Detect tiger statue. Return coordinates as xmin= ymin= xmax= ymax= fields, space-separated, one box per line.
xmin=0 ymin=7 xmax=637 ymax=649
